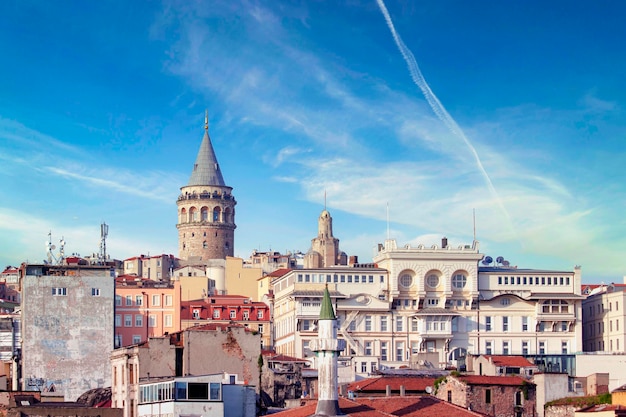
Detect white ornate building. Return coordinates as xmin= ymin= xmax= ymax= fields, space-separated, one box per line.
xmin=270 ymin=212 xmax=584 ymax=377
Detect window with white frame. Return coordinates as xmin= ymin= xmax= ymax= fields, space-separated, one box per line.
xmin=396 ymin=316 xmax=403 ymax=332
xmin=52 ymin=287 xmax=67 ymax=296
xmin=365 ymin=341 xmax=373 ymax=356
xmin=503 ymin=316 xmax=509 ymax=332
xmin=149 ymin=315 xmax=157 ymax=327
xmin=243 ymin=311 xmax=249 ymax=320
xmin=213 ymin=310 xmax=220 ymax=318
xmin=115 ymin=295 xmax=122 ymax=306
xmin=125 ymin=315 xmax=132 ymax=327
xmin=381 ymin=341 xmax=388 ymax=361
xmin=135 ymin=294 xmax=143 ymax=306
xmin=503 ymin=340 xmax=510 ymax=355
xmin=230 ymin=310 xmax=236 ymax=319
xmin=133 ymin=335 xmax=141 ymax=344
xmin=522 ymin=340 xmax=529 ymax=355
xmin=257 ymin=310 xmax=264 ymax=319
xmin=539 ymin=341 xmax=546 ymax=355
xmin=399 ymin=273 xmax=413 ymax=288
xmin=258 ymin=324 xmax=264 ymax=334
xmin=165 ymin=295 xmax=173 ymax=306
xmin=426 ymin=274 xmax=439 ymax=288
xmin=411 ymin=317 xmax=419 ymax=332
xmin=522 ymin=316 xmax=529 ymax=331
xmin=91 ymin=288 xmax=100 ymax=296
xmin=365 ymin=316 xmax=372 ymax=331
xmin=395 ymin=341 xmax=405 ymax=361
xmin=485 ymin=316 xmax=492 ymax=331
xmin=115 ymin=315 xmax=121 ymax=327
xmin=135 ymin=315 xmax=143 ymax=327
xmin=126 ymin=295 xmax=132 ymax=306
xmin=164 ymin=314 xmax=172 ymax=327
xmin=152 ymin=294 xmax=160 ymax=306
xmin=452 ymin=273 xmax=467 ymax=289
xmin=380 ymin=316 xmax=388 ymax=332
xmin=114 ymin=334 xmax=122 ymax=348
xmin=193 ymin=309 xmax=200 ymax=319
xmin=561 ymin=340 xmax=568 ymax=354
xmin=485 ymin=340 xmax=493 ymax=355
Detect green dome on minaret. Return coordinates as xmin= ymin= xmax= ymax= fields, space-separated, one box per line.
xmin=319 ymin=285 xmax=336 ymax=320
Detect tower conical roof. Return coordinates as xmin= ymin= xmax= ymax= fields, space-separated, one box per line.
xmin=319 ymin=285 xmax=336 ymax=320
xmin=187 ymin=127 xmax=226 ymax=187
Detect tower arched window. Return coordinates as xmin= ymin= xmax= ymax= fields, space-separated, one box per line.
xmin=213 ymin=207 xmax=221 ymax=222
xmin=203 ymin=241 xmax=208 ymax=249
xmin=180 ymin=208 xmax=187 ymax=223
xmin=201 ymin=207 xmax=209 ymax=221
xmin=452 ymin=273 xmax=467 ymax=289
xmin=189 ymin=207 xmax=198 ymax=222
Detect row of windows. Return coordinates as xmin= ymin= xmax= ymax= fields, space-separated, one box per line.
xmin=588 ymin=301 xmax=620 ymax=316
xmin=497 ymin=275 xmax=571 ymax=286
xmin=139 ymin=381 xmax=221 ymax=403
xmin=115 ymin=314 xmax=173 ymax=328
xmin=296 ymin=274 xmax=384 ymax=284
xmin=399 ymin=273 xmax=468 ymax=289
xmin=588 ymin=339 xmax=621 ymax=352
xmin=115 ymin=294 xmax=174 ymax=307
xmin=51 ymin=287 xmax=101 ymax=296
xmin=179 ymin=206 xmax=233 ymax=224
xmin=192 ymin=309 xmax=264 ymax=319
xmin=485 ymin=339 xmax=569 ymax=355
xmin=586 ymin=319 xmax=620 ymax=335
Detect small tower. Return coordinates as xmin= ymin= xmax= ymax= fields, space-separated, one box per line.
xmin=310 ymin=286 xmax=345 ymax=417
xmin=305 ymin=209 xmax=346 ymax=268
xmin=177 ymin=112 xmax=236 ymax=261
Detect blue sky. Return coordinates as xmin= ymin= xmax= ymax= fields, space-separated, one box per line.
xmin=1 ymin=1 xmax=625 ymax=283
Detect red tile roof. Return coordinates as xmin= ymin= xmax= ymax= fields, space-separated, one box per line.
xmin=483 ymin=355 xmax=535 ymax=367
xmin=270 ymin=397 xmax=485 ymax=417
xmin=459 ymin=375 xmax=530 ymax=386
xmin=347 ymin=376 xmax=436 ymax=393
xmin=262 ymin=268 xmax=292 ymax=279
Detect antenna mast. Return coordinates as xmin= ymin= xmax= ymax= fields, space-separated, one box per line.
xmin=99 ymin=222 xmax=109 ymax=265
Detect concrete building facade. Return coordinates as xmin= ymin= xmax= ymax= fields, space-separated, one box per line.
xmin=21 ymin=263 xmax=114 ymax=400
xmin=582 ymin=283 xmax=626 ymax=353
xmin=177 ymin=114 xmax=236 ymax=262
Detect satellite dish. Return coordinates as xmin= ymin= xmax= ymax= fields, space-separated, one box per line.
xmin=496 ymin=256 xmax=505 ymax=264
xmin=425 ymin=386 xmax=433 ymax=394
xmin=481 ymin=256 xmax=493 ymax=265
xmin=502 ymin=260 xmax=510 ymax=267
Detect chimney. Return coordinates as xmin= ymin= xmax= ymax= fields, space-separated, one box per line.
xmin=442 ymin=237 xmax=448 ymax=249
xmin=349 ymin=256 xmax=358 ymax=265
xmin=386 ymin=385 xmax=391 ymax=397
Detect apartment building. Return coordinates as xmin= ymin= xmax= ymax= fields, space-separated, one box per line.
xmin=180 ymin=294 xmax=271 ymax=348
xmin=114 ymin=276 xmax=182 ymax=347
xmin=122 ymin=254 xmax=179 ymax=282
xmin=582 ymin=282 xmax=626 ymax=353
xmin=21 ymin=263 xmax=114 ymax=400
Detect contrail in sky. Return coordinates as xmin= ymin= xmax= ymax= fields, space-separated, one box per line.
xmin=376 ymin=0 xmax=515 ymax=237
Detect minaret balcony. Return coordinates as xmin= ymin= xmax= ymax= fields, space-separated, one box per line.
xmin=310 ymin=339 xmax=346 ymax=352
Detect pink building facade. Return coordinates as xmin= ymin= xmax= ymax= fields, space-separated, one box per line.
xmin=115 ymin=276 xmax=182 ymax=347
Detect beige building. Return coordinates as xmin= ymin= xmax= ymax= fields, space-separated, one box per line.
xmin=177 ymin=113 xmax=236 ymax=262
xmin=582 ymin=282 xmax=626 ymax=353
xmin=123 ymin=254 xmax=179 ymax=282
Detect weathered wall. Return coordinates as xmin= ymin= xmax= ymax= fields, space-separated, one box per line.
xmin=534 ymin=373 xmax=572 ymax=417
xmin=184 ymin=327 xmax=261 ymax=392
xmin=545 ymin=404 xmax=578 ymax=417
xmin=22 ymin=268 xmax=114 ymax=401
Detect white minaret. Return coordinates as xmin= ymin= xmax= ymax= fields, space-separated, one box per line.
xmin=310 ymin=285 xmax=346 ymax=416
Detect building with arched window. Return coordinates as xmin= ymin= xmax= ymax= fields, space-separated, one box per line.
xmin=177 ymin=114 xmax=236 ymax=262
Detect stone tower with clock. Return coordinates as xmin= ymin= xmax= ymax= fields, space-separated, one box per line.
xmin=177 ymin=113 xmax=236 ymax=261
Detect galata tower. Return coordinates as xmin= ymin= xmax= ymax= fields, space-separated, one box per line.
xmin=177 ymin=112 xmax=236 ymax=261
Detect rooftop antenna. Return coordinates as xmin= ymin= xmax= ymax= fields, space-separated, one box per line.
xmin=99 ymin=222 xmax=109 ymax=265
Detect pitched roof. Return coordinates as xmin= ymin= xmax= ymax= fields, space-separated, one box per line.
xmin=459 ymin=375 xmax=531 ymax=386
xmin=264 ymin=353 xmax=308 ymax=363
xmin=187 ymin=126 xmax=226 ymax=187
xmin=483 ymin=355 xmax=535 ymax=367
xmin=270 ymin=397 xmax=485 ymax=417
xmin=347 ymin=376 xmax=436 ymax=392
